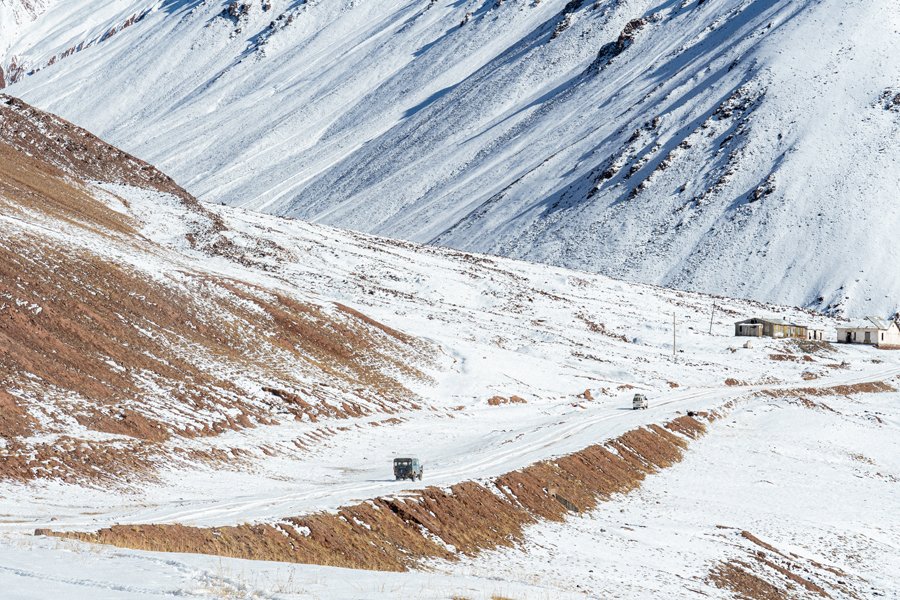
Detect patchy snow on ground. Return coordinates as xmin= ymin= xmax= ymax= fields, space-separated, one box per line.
xmin=0 ymin=533 xmax=585 ymax=600
xmin=3 ymin=388 xmax=899 ymax=598
xmin=0 ymin=181 xmax=869 ymax=529
xmin=2 ymin=174 xmax=900 ymax=597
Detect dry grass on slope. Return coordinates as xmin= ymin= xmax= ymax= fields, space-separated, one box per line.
xmin=709 ymin=561 xmax=788 ymax=600
xmin=0 ymin=143 xmax=137 ymax=237
xmin=0 ymin=94 xmax=192 ymax=203
xmin=709 ymin=528 xmax=863 ymax=599
xmin=0 ymin=230 xmax=433 ymax=482
xmin=0 ymin=95 xmax=245 ymax=259
xmin=0 ymin=99 xmax=436 ymax=484
xmin=761 ymin=381 xmax=896 ymax=398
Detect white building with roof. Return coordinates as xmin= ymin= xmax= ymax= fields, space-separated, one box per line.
xmin=836 ymin=317 xmax=900 ymax=348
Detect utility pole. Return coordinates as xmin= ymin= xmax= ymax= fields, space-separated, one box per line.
xmin=709 ymin=303 xmax=716 ymax=335
xmin=672 ymin=312 xmax=677 ymax=362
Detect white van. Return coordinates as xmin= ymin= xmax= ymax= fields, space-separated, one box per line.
xmin=632 ymin=394 xmax=648 ymax=410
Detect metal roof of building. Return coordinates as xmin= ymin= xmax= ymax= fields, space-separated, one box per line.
xmin=839 ymin=316 xmax=894 ymax=330
xmin=735 ymin=317 xmax=805 ymax=327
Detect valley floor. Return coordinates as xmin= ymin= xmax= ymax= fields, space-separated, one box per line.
xmin=0 ymin=166 xmax=897 ymax=597
xmin=2 ymin=381 xmax=898 ymax=599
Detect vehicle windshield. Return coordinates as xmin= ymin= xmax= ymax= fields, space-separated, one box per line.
xmin=394 ymin=459 xmax=412 ymax=465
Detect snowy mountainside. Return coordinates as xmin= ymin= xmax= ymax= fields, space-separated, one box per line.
xmin=0 ymin=93 xmax=875 ymax=507
xmin=0 ymin=1 xmax=51 ymax=45
xmin=0 ymin=0 xmax=152 ymax=86
xmin=0 ymin=0 xmax=52 ymax=81
xmin=0 ymin=94 xmax=439 ymax=483
xmin=4 ymin=0 xmax=900 ymax=315
xmin=3 ymin=96 xmax=900 ymax=599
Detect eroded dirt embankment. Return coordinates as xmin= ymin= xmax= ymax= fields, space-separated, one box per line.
xmin=57 ymin=415 xmax=710 ymax=571
xmin=761 ymin=380 xmax=895 ymax=398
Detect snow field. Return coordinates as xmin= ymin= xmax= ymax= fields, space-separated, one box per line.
xmin=444 ymin=390 xmax=900 ymax=597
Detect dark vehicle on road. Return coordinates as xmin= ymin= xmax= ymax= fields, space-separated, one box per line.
xmin=393 ymin=457 xmax=423 ymax=481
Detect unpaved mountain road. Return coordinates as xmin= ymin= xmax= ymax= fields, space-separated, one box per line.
xmin=7 ymin=359 xmax=896 ymax=533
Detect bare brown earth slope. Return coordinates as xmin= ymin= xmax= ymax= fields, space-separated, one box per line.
xmin=0 ymin=94 xmax=436 ymax=483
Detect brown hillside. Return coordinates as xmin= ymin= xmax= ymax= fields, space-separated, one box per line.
xmin=0 ymin=97 xmax=436 ymax=483
xmin=0 ymin=94 xmax=193 ymax=203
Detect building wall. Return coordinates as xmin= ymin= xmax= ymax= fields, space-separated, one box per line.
xmin=771 ymin=323 xmax=807 ymax=339
xmin=838 ymin=328 xmax=869 ymax=344
xmin=736 ymin=320 xmax=807 ymax=339
xmin=735 ymin=323 xmax=763 ymax=337
xmin=877 ymin=325 xmax=900 ymax=347
xmin=837 ymin=324 xmax=900 ymax=346
xmin=838 ymin=327 xmax=891 ymax=345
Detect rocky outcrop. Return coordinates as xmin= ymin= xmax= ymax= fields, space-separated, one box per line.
xmin=590 ymin=17 xmax=648 ymax=72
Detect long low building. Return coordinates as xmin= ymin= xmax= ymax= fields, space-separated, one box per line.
xmin=734 ymin=318 xmax=812 ymax=340
xmin=836 ymin=317 xmax=900 ymax=348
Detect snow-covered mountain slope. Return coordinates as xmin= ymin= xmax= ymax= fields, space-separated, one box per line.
xmin=4 ymin=0 xmax=900 ymax=315
xmin=0 ymin=0 xmax=150 ymax=86
xmin=3 ymin=96 xmax=900 ymax=599
xmin=0 ymin=0 xmax=51 ymax=55
xmin=0 ymin=94 xmax=439 ymax=483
